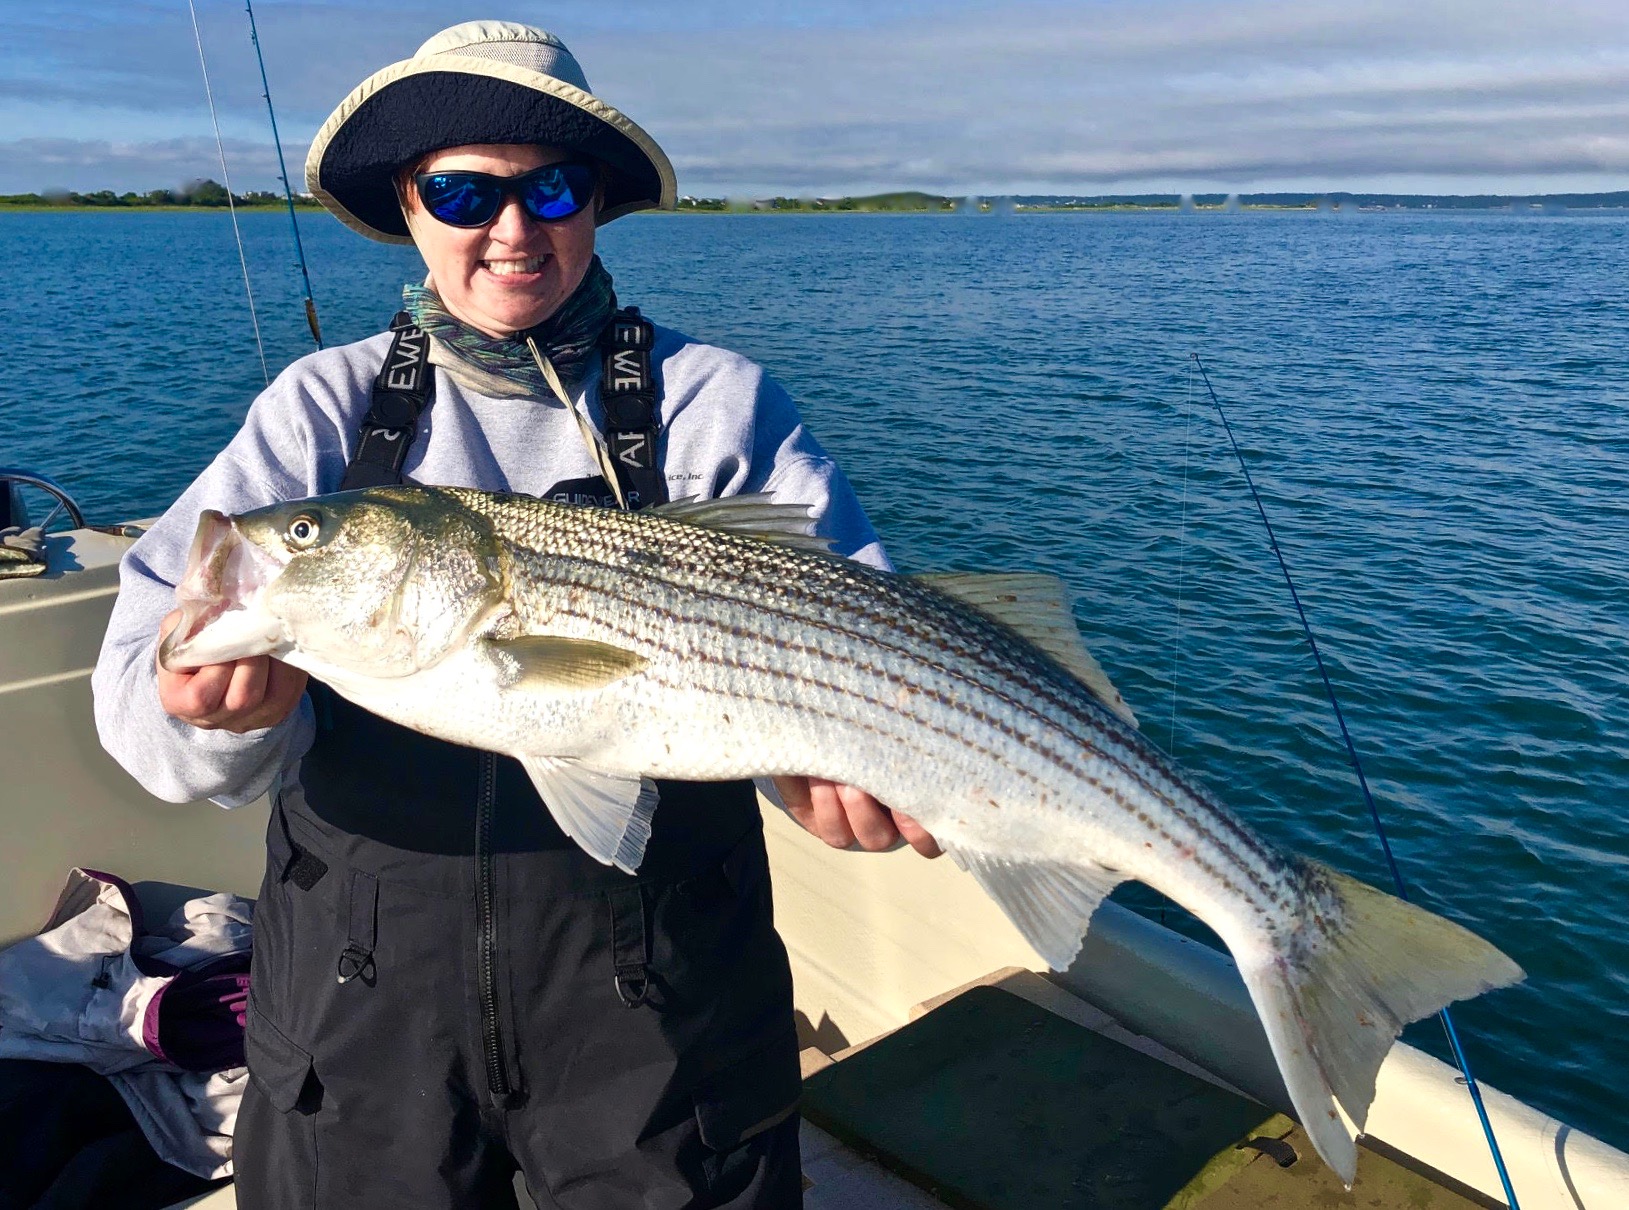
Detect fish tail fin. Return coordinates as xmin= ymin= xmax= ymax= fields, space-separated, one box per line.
xmin=1238 ymin=859 xmax=1524 ymax=1187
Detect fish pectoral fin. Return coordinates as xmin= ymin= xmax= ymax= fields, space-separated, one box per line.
xmin=517 ymin=756 xmax=658 ymax=873
xmin=485 ymin=636 xmax=647 ymax=691
xmin=653 ymin=493 xmax=835 ymax=554
xmin=913 ymin=573 xmax=1138 ymax=728
xmin=943 ymin=844 xmax=1125 ymax=971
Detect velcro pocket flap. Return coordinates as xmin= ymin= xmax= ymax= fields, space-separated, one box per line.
xmin=245 ymin=1001 xmax=316 ymax=1114
xmin=694 ymin=1032 xmax=801 ymax=1151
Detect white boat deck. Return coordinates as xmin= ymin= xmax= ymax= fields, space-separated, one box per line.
xmin=801 ymin=1121 xmax=948 ymax=1210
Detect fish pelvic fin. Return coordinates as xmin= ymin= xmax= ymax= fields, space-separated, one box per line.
xmin=944 ymin=845 xmax=1125 ymax=971
xmin=517 ymin=756 xmax=658 ymax=873
xmin=1240 ymin=859 xmax=1525 ymax=1188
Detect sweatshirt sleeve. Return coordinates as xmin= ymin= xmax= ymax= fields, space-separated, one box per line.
xmin=749 ymin=375 xmax=892 ymax=572
xmin=91 ymin=350 xmax=368 ymax=807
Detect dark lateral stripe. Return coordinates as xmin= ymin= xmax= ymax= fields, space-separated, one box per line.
xmin=547 ymin=565 xmax=1283 ymax=899
xmin=542 ymin=586 xmax=1288 ymax=911
xmin=479 ymin=497 xmax=1301 ymax=913
xmin=539 ymin=562 xmax=1283 ymax=891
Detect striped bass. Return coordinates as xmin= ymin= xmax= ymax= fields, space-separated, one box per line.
xmin=159 ymin=484 xmax=1523 ymax=1185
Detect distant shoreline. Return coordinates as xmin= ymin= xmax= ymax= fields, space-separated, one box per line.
xmin=5 ymin=185 xmax=1629 ymax=216
xmin=7 ymin=203 xmax=1628 ymax=217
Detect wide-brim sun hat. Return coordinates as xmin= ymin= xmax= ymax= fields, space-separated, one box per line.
xmin=305 ymin=21 xmax=676 ymax=244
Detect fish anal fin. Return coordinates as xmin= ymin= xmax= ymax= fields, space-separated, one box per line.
xmin=486 ymin=636 xmax=647 ymax=691
xmin=517 ymin=756 xmax=657 ymax=873
xmin=653 ymin=493 xmax=834 ymax=554
xmin=914 ymin=573 xmax=1138 ymax=728
xmin=944 ymin=844 xmax=1124 ymax=971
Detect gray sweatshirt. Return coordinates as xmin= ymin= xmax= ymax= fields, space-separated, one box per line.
xmin=92 ymin=322 xmax=888 ymax=808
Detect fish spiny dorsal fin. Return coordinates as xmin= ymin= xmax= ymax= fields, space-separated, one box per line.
xmin=485 ymin=636 xmax=648 ymax=690
xmin=914 ymin=572 xmax=1139 ymax=728
xmin=652 ymin=493 xmax=835 ymax=554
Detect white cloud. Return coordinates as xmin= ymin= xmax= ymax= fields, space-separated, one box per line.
xmin=2 ymin=0 xmax=1626 ymax=195
xmin=0 ymin=136 xmax=302 ymax=195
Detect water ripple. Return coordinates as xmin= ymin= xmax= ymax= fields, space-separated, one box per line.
xmin=2 ymin=208 xmax=1625 ymax=1149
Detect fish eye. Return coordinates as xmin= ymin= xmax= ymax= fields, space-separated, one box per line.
xmin=286 ymin=513 xmax=321 ymax=549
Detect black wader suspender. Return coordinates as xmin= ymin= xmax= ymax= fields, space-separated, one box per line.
xmin=340 ymin=312 xmax=433 ymax=491
xmin=599 ymin=307 xmax=667 ymax=510
xmin=339 ymin=307 xmax=664 ymax=510
xmin=599 ymin=309 xmax=660 ymax=1007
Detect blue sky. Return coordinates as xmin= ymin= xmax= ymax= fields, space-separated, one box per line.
xmin=2 ymin=0 xmax=1626 ymax=197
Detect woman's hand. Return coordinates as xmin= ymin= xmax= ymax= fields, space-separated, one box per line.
xmin=156 ymin=609 xmax=308 ymax=733
xmin=772 ymin=776 xmax=942 ymax=858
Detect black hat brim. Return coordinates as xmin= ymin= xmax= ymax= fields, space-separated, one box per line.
xmin=308 ymin=63 xmax=672 ymax=242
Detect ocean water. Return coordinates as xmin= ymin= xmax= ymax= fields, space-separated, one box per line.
xmin=3 ymin=208 xmax=1626 ymax=1154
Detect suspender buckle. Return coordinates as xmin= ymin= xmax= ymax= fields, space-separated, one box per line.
xmin=335 ymin=871 xmax=378 ymax=986
xmin=614 ymin=965 xmax=652 ymax=1009
xmin=602 ymin=394 xmax=654 ymax=430
xmin=607 ymin=884 xmax=653 ymax=1009
xmin=336 ymin=944 xmax=375 ymax=985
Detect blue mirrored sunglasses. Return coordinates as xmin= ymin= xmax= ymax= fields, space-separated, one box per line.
xmin=413 ymin=161 xmax=596 ymax=228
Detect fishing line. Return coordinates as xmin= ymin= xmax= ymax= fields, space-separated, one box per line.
xmin=1167 ymin=360 xmax=1196 ymax=754
xmin=186 ymin=0 xmax=270 ymax=386
xmin=1190 ymin=353 xmax=1522 ymax=1209
xmin=244 ymin=0 xmax=323 ymax=350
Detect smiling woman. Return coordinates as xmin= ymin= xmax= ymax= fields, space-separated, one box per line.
xmin=88 ymin=18 xmax=929 ymax=1210
xmin=398 ymin=144 xmax=601 ymax=338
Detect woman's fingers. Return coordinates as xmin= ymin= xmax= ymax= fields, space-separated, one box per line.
xmin=806 ymin=778 xmax=859 ymax=849
xmin=829 ymin=782 xmax=898 ymax=851
xmin=891 ymin=809 xmax=944 ymax=859
xmin=256 ymin=658 xmax=311 ymax=729
xmin=155 ymin=608 xmax=308 ymax=732
xmin=221 ymin=653 xmax=269 ymax=717
xmin=773 ymin=776 xmax=941 ymax=857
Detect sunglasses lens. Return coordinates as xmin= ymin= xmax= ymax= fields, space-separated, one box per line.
xmin=522 ymin=163 xmax=594 ymax=221
xmin=418 ymin=174 xmax=501 ymax=227
xmin=415 ymin=163 xmax=594 ymax=227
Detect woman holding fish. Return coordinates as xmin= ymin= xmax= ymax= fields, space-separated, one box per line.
xmin=93 ymin=21 xmax=929 ymax=1208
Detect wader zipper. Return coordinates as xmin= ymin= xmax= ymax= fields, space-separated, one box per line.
xmin=476 ymin=751 xmax=513 ymax=1099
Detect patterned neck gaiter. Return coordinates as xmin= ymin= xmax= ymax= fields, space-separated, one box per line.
xmin=402 ymin=255 xmax=617 ymax=395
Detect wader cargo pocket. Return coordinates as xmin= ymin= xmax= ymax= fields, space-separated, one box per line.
xmin=245 ymin=1004 xmax=318 ymax=1114
xmin=238 ymin=1003 xmax=321 ymax=1210
xmin=693 ymin=1033 xmax=801 ymax=1152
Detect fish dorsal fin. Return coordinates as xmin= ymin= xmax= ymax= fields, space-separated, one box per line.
xmin=915 ymin=573 xmax=1138 ymax=727
xmin=485 ymin=636 xmax=647 ymax=691
xmin=943 ymin=844 xmax=1125 ymax=971
xmin=653 ymin=493 xmax=834 ymax=554
xmin=517 ymin=756 xmax=657 ymax=873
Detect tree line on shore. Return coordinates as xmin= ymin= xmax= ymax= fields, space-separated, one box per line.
xmin=9 ymin=182 xmax=1629 ymax=213
xmin=0 ymin=180 xmax=319 ymax=208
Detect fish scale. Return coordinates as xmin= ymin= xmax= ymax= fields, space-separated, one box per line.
xmin=159 ymin=483 xmax=1525 ymax=1186
xmin=484 ymin=491 xmax=1278 ymax=904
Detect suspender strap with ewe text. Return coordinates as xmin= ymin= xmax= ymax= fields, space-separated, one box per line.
xmin=340 ymin=307 xmax=664 ymax=504
xmin=598 ymin=307 xmax=667 ymax=509
xmin=340 ymin=312 xmax=433 ymax=491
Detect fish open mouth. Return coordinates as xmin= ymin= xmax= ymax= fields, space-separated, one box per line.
xmin=158 ymin=509 xmax=289 ymax=671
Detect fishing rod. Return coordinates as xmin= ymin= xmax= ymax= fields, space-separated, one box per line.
xmin=1189 ymin=353 xmax=1522 ymax=1208
xmin=186 ymin=0 xmax=269 ymax=385
xmin=244 ymin=0 xmax=323 ymax=350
